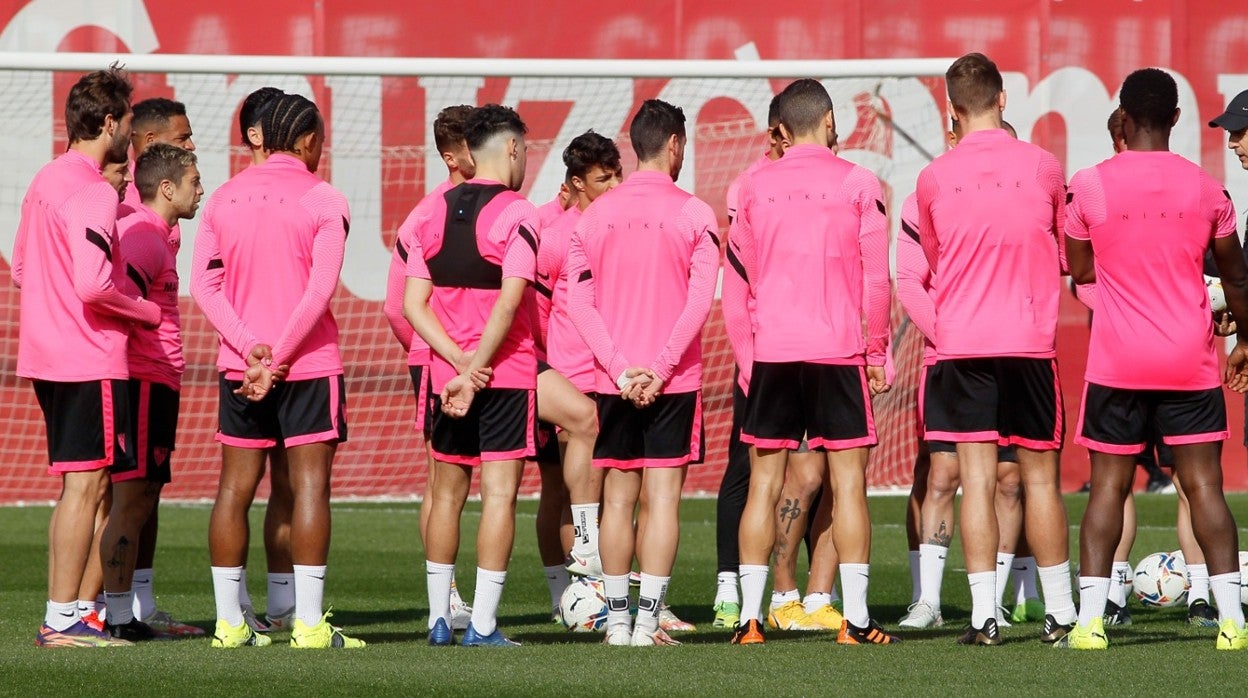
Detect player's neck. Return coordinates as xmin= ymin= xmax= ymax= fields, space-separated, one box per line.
xmin=471 ymin=162 xmax=512 ymax=188
xmin=143 ymin=198 xmax=180 ymax=228
xmin=635 ymin=159 xmax=674 ymax=178
xmin=957 ymin=110 xmax=1004 ymax=135
xmin=787 ymin=135 xmax=828 ymax=149
xmin=1125 ymin=131 xmax=1171 ymax=152
xmin=576 ymin=194 xmax=592 ymax=211
xmin=68 ymin=139 xmax=108 ymax=167
xmin=448 ymin=169 xmax=468 ymax=186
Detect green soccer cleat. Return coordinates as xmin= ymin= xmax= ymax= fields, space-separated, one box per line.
xmin=712 ymin=601 xmax=740 ymax=629
xmin=1216 ymin=619 xmax=1248 ymax=650
xmin=1052 ymin=618 xmax=1108 ymax=650
xmin=1010 ymin=598 xmax=1046 ymax=624
xmin=211 ymin=618 xmax=272 ymax=648
xmin=290 ymin=612 xmax=365 ymax=649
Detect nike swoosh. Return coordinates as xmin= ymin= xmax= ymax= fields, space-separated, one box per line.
xmin=538 ymin=272 xmax=551 ymax=280
xmin=226 ymin=578 xmax=241 ymax=583
xmin=1015 ymin=566 xmax=1029 ymax=571
xmin=997 ymin=561 xmax=1007 ymax=566
xmin=311 ymin=576 xmax=325 ymax=580
xmin=274 ymin=581 xmax=290 ymax=585
xmin=937 ymin=556 xmax=946 ymax=561
xmin=59 ymin=612 xmax=76 ymax=617
xmin=1079 ymin=585 xmax=1094 ymax=591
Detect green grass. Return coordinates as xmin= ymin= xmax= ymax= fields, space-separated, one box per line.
xmin=3 ymin=495 xmax=1248 ymax=695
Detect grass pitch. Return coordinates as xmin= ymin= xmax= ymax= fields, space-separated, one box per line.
xmin=2 ymin=494 xmax=1247 ymax=695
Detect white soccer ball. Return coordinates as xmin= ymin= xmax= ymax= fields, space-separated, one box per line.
xmin=1206 ymin=275 xmax=1227 ymax=313
xmin=559 ymin=577 xmax=608 ymax=632
xmin=1239 ymin=551 xmax=1248 ymax=605
xmin=1134 ymin=551 xmax=1189 ymax=607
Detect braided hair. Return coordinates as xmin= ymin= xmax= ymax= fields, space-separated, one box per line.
xmin=239 ymin=86 xmax=285 ymax=145
xmin=261 ymin=93 xmax=322 ymax=153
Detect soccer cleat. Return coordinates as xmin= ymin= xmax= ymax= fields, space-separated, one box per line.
xmin=290 ymin=612 xmax=365 ymax=649
xmin=604 ymin=624 xmax=633 ymax=646
xmin=211 ymin=618 xmax=272 ymax=648
xmin=80 ymin=610 xmax=105 ymax=632
xmin=107 ymin=618 xmax=159 ymax=642
xmin=957 ymin=617 xmax=1003 ymax=646
xmin=712 ymin=601 xmax=741 ymax=629
xmin=767 ymin=600 xmax=809 ymax=630
xmin=461 ymin=623 xmax=520 ymax=647
xmin=730 ymin=618 xmax=766 ymax=645
xmin=1103 ymin=600 xmax=1132 ymax=627
xmin=551 ymin=606 xmax=562 ymax=624
xmin=36 ymin=620 xmax=129 ymax=648
xmin=1010 ymin=598 xmax=1046 ymax=623
xmin=1040 ymin=614 xmax=1074 ymax=643
xmin=995 ymin=607 xmax=1012 ymax=629
xmin=1188 ymin=599 xmax=1220 ymax=628
xmin=1216 ymin=619 xmax=1248 ymax=650
xmin=142 ymin=609 xmax=206 ymax=636
xmin=898 ymin=601 xmax=943 ymax=629
xmin=631 ymin=625 xmax=680 ymax=646
xmin=241 ymin=604 xmax=271 ymax=633
xmin=1146 ymin=476 xmax=1176 ymax=494
xmin=565 ymin=551 xmax=604 ymax=578
xmin=449 ymin=587 xmax=473 ymax=631
xmin=837 ymin=619 xmax=900 ymax=645
xmin=428 ymin=617 xmax=454 ymax=646
xmin=1052 ymin=618 xmax=1108 ymax=650
xmin=659 ymin=604 xmax=696 ymax=632
xmin=803 ymin=604 xmax=846 ymax=631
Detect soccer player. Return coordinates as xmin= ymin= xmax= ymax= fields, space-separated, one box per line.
xmin=100 ymin=143 xmax=203 ymax=640
xmin=14 ymin=66 xmax=160 ymax=648
xmin=917 ymin=53 xmax=1077 ymax=645
xmin=192 ymin=92 xmax=363 ymax=649
xmin=567 ymin=99 xmax=718 ymax=647
xmin=382 ymin=103 xmax=476 ymax=630
xmin=724 ymin=79 xmax=894 ymax=646
xmin=125 ymin=98 xmax=195 ymax=204
xmin=1058 ymin=69 xmax=1248 ymax=651
xmin=404 ymin=104 xmax=538 ymax=648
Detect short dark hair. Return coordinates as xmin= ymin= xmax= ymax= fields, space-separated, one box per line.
xmin=776 ymin=79 xmax=833 ymax=137
xmin=262 ymin=93 xmax=322 ymax=153
xmin=433 ymin=105 xmax=475 ymax=153
xmin=563 ymin=131 xmax=621 ymax=182
xmin=1107 ymin=108 xmax=1125 ymax=143
xmin=1119 ymin=68 xmax=1178 ymax=132
xmin=463 ymin=104 xmax=527 ymax=152
xmin=946 ymin=52 xmax=1003 ymax=116
xmin=132 ymin=98 xmax=187 ymax=133
xmin=1001 ymin=120 xmax=1017 ymax=138
xmin=766 ymin=93 xmax=781 ymax=127
xmin=239 ymin=86 xmax=284 ymax=145
xmin=65 ymin=64 xmax=133 ymax=143
xmin=629 ymin=99 xmax=686 ymax=162
xmin=135 ymin=143 xmax=197 ymax=201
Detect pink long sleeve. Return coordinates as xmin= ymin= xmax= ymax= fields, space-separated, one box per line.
xmin=852 ymin=169 xmax=890 ymax=365
xmin=895 ymin=225 xmax=936 ymax=342
xmin=270 ymin=186 xmax=348 ymax=367
xmin=384 ymin=240 xmax=413 ymax=353
xmin=190 ymin=200 xmax=261 ymax=359
xmin=916 ymin=167 xmax=940 ymax=274
xmin=649 ymin=199 xmax=719 ymax=382
xmin=566 ymin=211 xmax=631 ymax=382
xmin=722 ymin=221 xmax=755 ymax=392
xmin=67 ymin=184 xmax=160 ymax=327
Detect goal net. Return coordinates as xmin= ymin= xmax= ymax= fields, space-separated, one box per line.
xmin=0 ymin=53 xmax=950 ymax=503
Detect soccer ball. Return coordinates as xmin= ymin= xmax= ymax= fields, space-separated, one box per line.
xmin=560 ymin=577 xmax=608 ymax=632
xmin=1134 ymin=551 xmax=1189 ymax=607
xmin=1206 ymin=275 xmax=1226 ymax=313
xmin=1239 ymin=551 xmax=1248 ymax=605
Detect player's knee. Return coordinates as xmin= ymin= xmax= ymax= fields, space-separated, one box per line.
xmin=567 ymin=405 xmax=599 ymax=441
xmin=996 ymin=470 xmax=1022 ymax=502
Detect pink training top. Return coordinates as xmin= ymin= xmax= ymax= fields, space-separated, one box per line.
xmin=536 ymin=205 xmax=596 ymax=392
xmin=1067 ymin=151 xmax=1236 ymax=390
xmin=721 ymin=153 xmax=773 ymax=393
xmin=125 ymin=166 xmax=181 ymax=252
xmin=917 ymin=129 xmax=1067 ymax=359
xmin=567 ymin=170 xmax=720 ymax=394
xmin=405 ymin=178 xmax=538 ymax=392
xmin=895 ymin=193 xmax=937 ymax=366
xmin=190 ymin=153 xmax=348 ymax=380
xmin=727 ymin=144 xmax=890 ymax=366
xmin=384 ymin=178 xmax=454 ymax=366
xmin=117 ymin=203 xmax=185 ymax=390
xmin=536 ymin=196 xmax=567 ymax=229
xmin=726 ymin=151 xmax=772 ymax=222
xmin=13 ymin=150 xmax=160 ymax=382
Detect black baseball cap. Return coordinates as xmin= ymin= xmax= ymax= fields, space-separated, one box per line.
xmin=1209 ymin=90 xmax=1248 ymax=131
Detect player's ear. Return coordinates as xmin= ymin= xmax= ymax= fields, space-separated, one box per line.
xmin=441 ymin=150 xmax=457 ymax=170
xmin=1171 ymin=107 xmax=1181 ymax=128
xmin=571 ymin=176 xmax=586 ymax=193
xmin=509 ymin=137 xmax=519 ymax=161
xmin=997 ymin=90 xmax=1007 ymax=112
xmin=246 ymin=126 xmax=263 ymax=149
xmin=160 ymin=178 xmax=174 ymax=202
xmin=777 ymin=122 xmax=794 ymax=145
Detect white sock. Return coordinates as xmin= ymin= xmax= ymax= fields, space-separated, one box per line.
xmin=104 ymin=591 xmax=135 ymax=625
xmin=908 ymin=549 xmax=922 ymax=603
xmin=1038 ymin=561 xmax=1077 ymax=624
xmin=77 ymin=599 xmax=95 ymax=619
xmin=604 ymin=573 xmax=631 ymax=631
xmin=968 ymin=571 xmax=996 ymax=627
xmin=131 ymin=568 xmax=155 ymax=620
xmin=995 ymin=552 xmax=1015 ymax=607
xmin=543 ymin=564 xmax=570 ymax=608
xmin=267 ymin=572 xmax=295 ymax=617
xmin=829 ymin=585 xmax=840 ymax=603
xmin=211 ymin=565 xmax=245 ymax=626
xmin=715 ymin=571 xmax=739 ymax=605
xmin=293 ymin=564 xmax=326 ymax=627
xmin=770 ymin=587 xmax=799 ymax=609
xmin=470 ymin=567 xmax=507 ymax=636
xmin=1109 ymin=561 xmax=1131 ymax=606
xmin=237 ymin=567 xmax=253 ymax=609
xmin=94 ymin=594 xmax=105 ymax=615
xmin=738 ymin=564 xmax=769 ymax=624
xmin=804 ymin=592 xmax=832 ymax=615
xmin=450 ymin=576 xmax=465 ymax=606
xmin=840 ymin=563 xmax=870 ymax=627
xmin=45 ymin=600 xmax=79 ymax=631
xmin=426 ymin=561 xmax=454 ymax=630
xmin=1211 ymin=572 xmax=1245 ymax=627
xmin=570 ymin=503 xmax=600 ymax=557
xmin=1013 ymin=556 xmax=1039 ymax=604
xmin=636 ymin=573 xmax=669 ymax=633
xmin=1188 ymin=563 xmax=1210 ymax=604
xmin=1076 ymin=576 xmax=1110 ymax=627
xmin=918 ymin=544 xmax=948 ymax=607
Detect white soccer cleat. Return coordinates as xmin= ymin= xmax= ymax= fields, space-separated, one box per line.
xmin=996 ymin=606 xmax=1012 ymax=628
xmin=241 ymin=605 xmax=271 ymax=633
xmin=898 ymin=600 xmax=944 ymax=629
xmin=264 ymin=609 xmax=294 ymax=632
xmin=630 ymin=626 xmax=681 ymax=646
xmin=565 ymin=551 xmax=604 ymax=578
xmin=604 ymin=624 xmax=633 ymax=646
xmin=449 ymin=590 xmax=473 ymax=632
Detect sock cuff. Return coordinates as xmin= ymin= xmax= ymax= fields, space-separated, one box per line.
xmin=717 ymin=571 xmax=739 ymax=581
xmin=268 ymin=572 xmax=295 ymax=581
xmin=919 ymin=543 xmax=949 ymax=553
xmin=967 ymin=570 xmax=995 ymax=583
xmin=1210 ymin=571 xmax=1240 ymax=583
xmin=1188 ymin=563 xmax=1209 ymax=573
xmin=804 ymin=592 xmax=832 ymax=602
xmin=543 ymin=564 xmax=567 ymax=574
xmin=476 ymin=567 xmax=507 ymax=583
xmin=1036 ymin=561 xmax=1071 ymax=575
xmin=211 ymin=565 xmax=244 ymax=574
xmin=840 ymin=562 xmax=869 ymax=575
xmin=292 ymin=564 xmax=327 ymax=574
xmin=739 ymin=564 xmax=769 ymax=575
xmin=638 ymin=572 xmax=671 ymax=585
xmin=1111 ymin=561 xmax=1131 ymax=571
xmin=426 ymin=561 xmax=455 ymax=574
xmin=996 ymin=552 xmax=1015 ymax=562
xmin=570 ymin=503 xmax=599 ymax=512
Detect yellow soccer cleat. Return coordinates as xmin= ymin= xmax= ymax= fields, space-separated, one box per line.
xmin=211 ymin=618 xmax=272 ymax=648
xmin=290 ymin=612 xmax=366 ymax=649
xmin=1052 ymin=617 xmax=1108 ymax=650
xmin=1216 ymin=619 xmax=1248 ymax=650
xmin=802 ymin=603 xmax=846 ymax=631
xmin=766 ymin=600 xmax=809 ymax=630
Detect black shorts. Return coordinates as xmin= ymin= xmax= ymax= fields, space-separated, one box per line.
xmin=429 ymin=387 xmax=535 ymax=466
xmin=594 ymin=391 xmax=704 ymax=469
xmin=535 ymin=420 xmax=561 ymax=465
xmin=33 ymin=379 xmax=135 ymax=475
xmin=927 ymin=440 xmax=1018 ymax=463
xmin=1076 ymin=382 xmax=1227 ymax=456
xmin=924 ymin=357 xmax=1064 ymax=449
xmin=741 ymin=362 xmax=875 ymax=451
xmin=217 ymin=373 xmax=348 ymax=448
xmin=111 ymin=380 xmax=178 ymax=484
xmin=408 ymin=365 xmax=431 ymax=434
